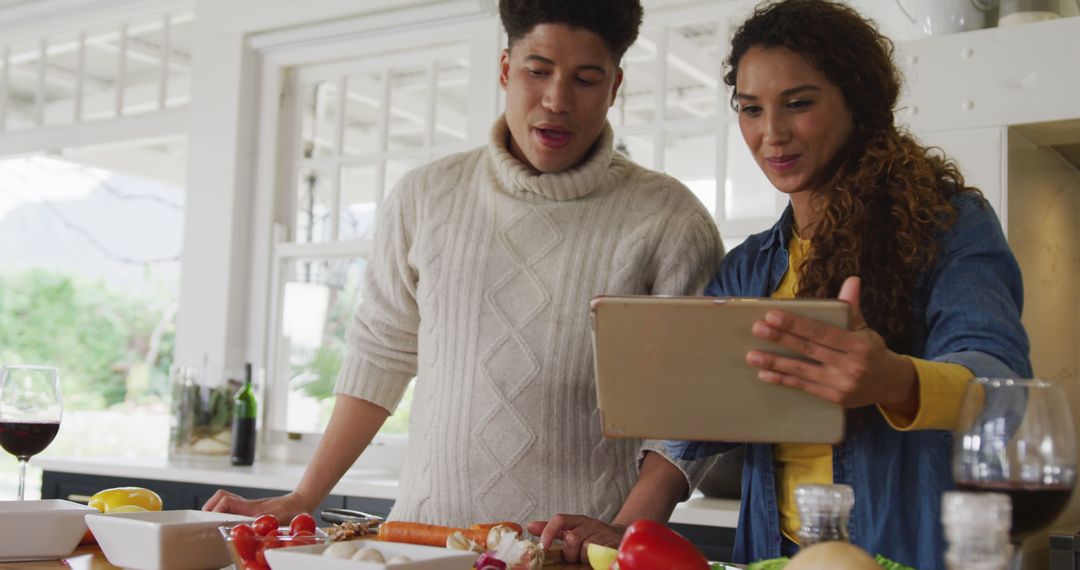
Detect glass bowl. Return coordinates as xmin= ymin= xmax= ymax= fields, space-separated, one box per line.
xmin=219 ymin=523 xmax=328 ymax=570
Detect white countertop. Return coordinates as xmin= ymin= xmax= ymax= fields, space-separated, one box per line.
xmin=36 ymin=456 xmax=739 ymax=528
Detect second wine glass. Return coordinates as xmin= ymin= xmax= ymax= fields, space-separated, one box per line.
xmin=953 ymin=377 xmax=1077 ymax=568
xmin=0 ymin=365 xmax=63 ymax=500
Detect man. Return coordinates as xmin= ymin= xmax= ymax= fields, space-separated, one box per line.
xmin=204 ymin=1 xmax=723 ymax=558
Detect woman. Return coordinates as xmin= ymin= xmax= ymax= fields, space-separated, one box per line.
xmin=530 ymin=0 xmax=1030 ymax=568
xmin=669 ymin=0 xmax=1030 ymax=567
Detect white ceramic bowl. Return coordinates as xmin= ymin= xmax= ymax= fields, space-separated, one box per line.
xmin=0 ymin=499 xmax=97 ymax=561
xmin=266 ymin=539 xmax=478 ymax=570
xmin=86 ymin=509 xmax=252 ymax=570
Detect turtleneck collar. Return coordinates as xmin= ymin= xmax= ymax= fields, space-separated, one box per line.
xmin=487 ymin=114 xmax=624 ymax=201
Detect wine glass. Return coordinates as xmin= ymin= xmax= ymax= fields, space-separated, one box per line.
xmin=953 ymin=377 xmax=1077 ymax=569
xmin=0 ymin=365 xmax=62 ymax=500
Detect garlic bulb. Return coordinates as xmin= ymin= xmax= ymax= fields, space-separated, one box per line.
xmin=487 ymin=524 xmax=521 ymax=549
xmin=350 ymin=547 xmax=386 ymax=562
xmin=322 ymin=542 xmax=358 ymax=559
xmin=447 ymin=530 xmax=472 ymax=550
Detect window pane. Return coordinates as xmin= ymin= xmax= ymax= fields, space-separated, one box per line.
xmin=388 ymin=66 xmax=427 ymax=151
xmin=342 ymin=71 xmax=383 ymax=158
xmin=294 ymin=164 xmax=335 ymax=243
xmin=300 ymin=81 xmax=339 ymax=160
xmin=280 ymin=257 xmax=412 ymax=435
xmin=164 ymin=16 xmax=193 ymax=109
xmin=724 ymin=126 xmax=775 ymax=220
xmin=665 ymin=21 xmax=722 ymax=121
xmin=339 ymin=164 xmax=377 ymax=242
xmin=615 ymin=134 xmax=655 ymax=170
xmin=611 ymin=37 xmax=657 ymax=127
xmin=433 ymin=59 xmax=469 ymax=146
xmin=665 ymin=130 xmax=717 ymax=217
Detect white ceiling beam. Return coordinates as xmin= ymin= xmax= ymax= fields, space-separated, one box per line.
xmin=60 ymin=141 xmax=185 ymax=184
xmin=0 ymin=0 xmax=192 ymax=44
xmin=3 ymin=74 xmax=189 ymax=126
xmin=0 ymin=106 xmax=187 ymax=157
xmin=4 ymin=13 xmax=193 ymax=71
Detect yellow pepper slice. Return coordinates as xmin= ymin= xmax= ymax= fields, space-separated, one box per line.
xmin=88 ymin=487 xmax=163 ymax=513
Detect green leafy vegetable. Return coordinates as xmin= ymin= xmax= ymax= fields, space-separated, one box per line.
xmin=747 ymin=557 xmax=789 ymax=570
xmin=874 ymin=554 xmax=916 ymax=570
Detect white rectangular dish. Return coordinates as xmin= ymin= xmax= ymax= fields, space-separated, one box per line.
xmin=86 ymin=509 xmax=252 ymax=570
xmin=0 ymin=499 xmax=97 ymax=561
xmin=265 ymin=539 xmax=478 ymax=570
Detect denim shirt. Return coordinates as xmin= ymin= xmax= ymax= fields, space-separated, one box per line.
xmin=666 ymin=193 xmax=1031 ymax=570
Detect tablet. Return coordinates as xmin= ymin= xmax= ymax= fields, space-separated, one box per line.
xmin=590 ymin=296 xmax=848 ymax=444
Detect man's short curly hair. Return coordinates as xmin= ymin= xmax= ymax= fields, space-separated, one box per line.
xmin=498 ymin=0 xmax=643 ymax=64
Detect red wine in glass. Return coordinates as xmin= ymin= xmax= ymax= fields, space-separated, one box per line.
xmin=0 ymin=420 xmax=60 ymax=459
xmin=0 ymin=365 xmax=63 ymax=500
xmin=956 ymin=480 xmax=1074 ymax=540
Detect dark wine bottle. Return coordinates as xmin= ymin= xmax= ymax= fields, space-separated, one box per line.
xmin=230 ymin=363 xmax=257 ymax=466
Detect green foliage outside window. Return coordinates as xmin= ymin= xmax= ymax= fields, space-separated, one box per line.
xmin=0 ymin=268 xmax=175 ymax=410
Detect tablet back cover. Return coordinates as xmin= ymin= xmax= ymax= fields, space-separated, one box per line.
xmin=591 ymin=296 xmax=847 ymax=444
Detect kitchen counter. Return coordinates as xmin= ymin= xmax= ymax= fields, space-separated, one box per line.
xmin=34 ymin=456 xmax=740 ymax=528
xmin=9 ymin=544 xmax=599 ymax=570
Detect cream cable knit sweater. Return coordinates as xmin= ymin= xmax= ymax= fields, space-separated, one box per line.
xmin=336 ymin=116 xmax=724 ymax=526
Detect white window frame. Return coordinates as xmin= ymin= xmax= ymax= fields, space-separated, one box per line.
xmin=614 ymin=0 xmax=788 ymax=247
xmin=246 ymin=6 xmax=502 ymax=462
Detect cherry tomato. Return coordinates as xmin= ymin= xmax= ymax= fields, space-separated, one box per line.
xmin=289 ymin=529 xmax=317 ymax=546
xmin=251 ymin=514 xmax=279 ymax=537
xmin=242 ymin=561 xmax=269 ymax=570
xmin=229 ymin=524 xmax=258 ymax=561
xmin=289 ymin=513 xmax=317 ymax=535
xmin=254 ymin=536 xmax=282 ymax=567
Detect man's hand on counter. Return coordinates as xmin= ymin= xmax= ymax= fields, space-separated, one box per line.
xmin=202 ymin=489 xmax=314 ymax=521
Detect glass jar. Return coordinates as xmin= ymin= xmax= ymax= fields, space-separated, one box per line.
xmin=168 ymin=365 xmax=242 ymax=457
xmin=942 ymin=491 xmax=1012 ymax=570
xmin=795 ymin=483 xmax=855 ymax=547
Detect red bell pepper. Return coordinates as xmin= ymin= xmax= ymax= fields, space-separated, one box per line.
xmin=616 ymin=519 xmax=710 ymax=570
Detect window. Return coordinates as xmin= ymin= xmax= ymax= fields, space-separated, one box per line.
xmin=610 ymin=6 xmax=785 ymax=249
xmin=0 ymin=150 xmax=185 ymax=499
xmin=255 ymin=19 xmax=499 ymax=448
xmin=0 ymin=3 xmax=192 ymax=497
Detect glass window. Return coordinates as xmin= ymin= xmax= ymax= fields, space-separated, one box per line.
xmin=278 ymin=257 xmax=413 ymax=436
xmin=665 ymin=21 xmax=722 ymax=122
xmin=0 ymin=151 xmax=184 ymax=498
xmin=269 ymin=38 xmax=474 ymax=439
xmin=611 ymin=12 xmax=781 ymax=245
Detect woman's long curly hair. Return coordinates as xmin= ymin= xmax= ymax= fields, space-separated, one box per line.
xmin=726 ymin=0 xmax=977 ymax=352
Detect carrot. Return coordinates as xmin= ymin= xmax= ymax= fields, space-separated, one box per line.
xmin=377 ymin=521 xmax=489 ymax=547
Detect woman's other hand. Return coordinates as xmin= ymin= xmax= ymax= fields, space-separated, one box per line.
xmin=202 ymin=489 xmax=314 ymax=521
xmin=526 ymin=515 xmax=625 ymax=563
xmin=747 ymin=276 xmax=918 ymax=414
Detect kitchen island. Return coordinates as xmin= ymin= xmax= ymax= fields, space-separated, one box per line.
xmin=8 ymin=544 xmax=599 ymax=569
xmin=36 ymin=456 xmax=740 ymax=561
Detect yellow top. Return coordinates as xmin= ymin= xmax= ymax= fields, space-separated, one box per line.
xmin=773 ymin=235 xmax=973 ymax=542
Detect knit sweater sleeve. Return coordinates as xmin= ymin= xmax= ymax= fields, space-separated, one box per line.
xmin=638 ymin=189 xmax=726 ymax=499
xmin=334 ymin=176 xmax=421 ymax=413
